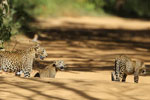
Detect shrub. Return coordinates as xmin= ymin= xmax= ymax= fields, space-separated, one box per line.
xmin=0 ymin=0 xmax=11 ymax=48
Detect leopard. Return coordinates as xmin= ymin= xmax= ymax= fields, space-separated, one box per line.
xmin=0 ymin=44 xmax=47 ymax=77
xmin=111 ymin=55 xmax=146 ymax=83
xmin=33 ymin=60 xmax=66 ymax=78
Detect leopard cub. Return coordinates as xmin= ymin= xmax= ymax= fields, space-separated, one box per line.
xmin=111 ymin=55 xmax=146 ymax=83
xmin=33 ymin=60 xmax=66 ymax=78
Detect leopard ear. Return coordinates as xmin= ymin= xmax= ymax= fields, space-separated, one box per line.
xmin=29 ymin=40 xmax=40 ymax=47
xmin=34 ymin=43 xmax=40 ymax=51
xmin=35 ymin=43 xmax=40 ymax=48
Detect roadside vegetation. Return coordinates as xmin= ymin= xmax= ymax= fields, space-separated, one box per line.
xmin=0 ymin=0 xmax=149 ymax=48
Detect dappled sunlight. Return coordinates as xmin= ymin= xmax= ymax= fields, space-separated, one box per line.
xmin=0 ymin=75 xmax=150 ymax=100
xmin=0 ymin=16 xmax=150 ymax=100
xmin=0 ymin=0 xmax=150 ymax=99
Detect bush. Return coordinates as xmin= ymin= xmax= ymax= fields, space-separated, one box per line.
xmin=123 ymin=0 xmax=150 ymax=17
xmin=0 ymin=0 xmax=11 ymax=48
xmin=104 ymin=0 xmax=150 ymax=18
xmin=9 ymin=0 xmax=36 ymax=33
xmin=0 ymin=0 xmax=35 ymax=48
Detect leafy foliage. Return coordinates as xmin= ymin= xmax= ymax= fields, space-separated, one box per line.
xmin=0 ymin=0 xmax=11 ymax=47
xmin=104 ymin=0 xmax=150 ymax=18
xmin=123 ymin=0 xmax=150 ymax=17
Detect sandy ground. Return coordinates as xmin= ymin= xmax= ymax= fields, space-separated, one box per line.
xmin=1 ymin=16 xmax=150 ymax=100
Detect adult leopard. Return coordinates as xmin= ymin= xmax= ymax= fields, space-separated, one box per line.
xmin=0 ymin=44 xmax=47 ymax=77
xmin=111 ymin=55 xmax=146 ymax=83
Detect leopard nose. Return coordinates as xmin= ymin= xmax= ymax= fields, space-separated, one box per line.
xmin=60 ymin=66 xmax=64 ymax=69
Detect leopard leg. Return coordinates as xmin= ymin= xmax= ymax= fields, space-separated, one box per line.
xmin=115 ymin=60 xmax=120 ymax=81
xmin=134 ymin=75 xmax=139 ymax=83
xmin=122 ymin=74 xmax=127 ymax=82
xmin=134 ymin=71 xmax=139 ymax=83
xmin=24 ymin=71 xmax=30 ymax=77
xmin=3 ymin=67 xmax=8 ymax=72
xmin=15 ymin=71 xmax=22 ymax=77
xmin=0 ymin=67 xmax=2 ymax=72
xmin=111 ymin=72 xmax=116 ymax=81
xmin=23 ymin=66 xmax=32 ymax=78
xmin=23 ymin=69 xmax=31 ymax=78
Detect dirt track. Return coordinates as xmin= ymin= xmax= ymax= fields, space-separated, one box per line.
xmin=1 ymin=16 xmax=150 ymax=100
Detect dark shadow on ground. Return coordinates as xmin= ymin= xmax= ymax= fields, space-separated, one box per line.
xmin=0 ymin=76 xmax=102 ymax=100
xmin=32 ymin=27 xmax=150 ymax=51
xmin=66 ymin=66 xmax=113 ymax=71
xmin=0 ymin=75 xmax=147 ymax=100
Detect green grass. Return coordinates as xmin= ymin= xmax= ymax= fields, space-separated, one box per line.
xmin=31 ymin=0 xmax=106 ymax=17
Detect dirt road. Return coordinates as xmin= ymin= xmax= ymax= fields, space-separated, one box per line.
xmin=1 ymin=16 xmax=150 ymax=100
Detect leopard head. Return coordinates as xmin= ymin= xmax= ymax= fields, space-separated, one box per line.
xmin=34 ymin=44 xmax=48 ymax=60
xmin=52 ymin=60 xmax=66 ymax=71
xmin=136 ymin=60 xmax=146 ymax=75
